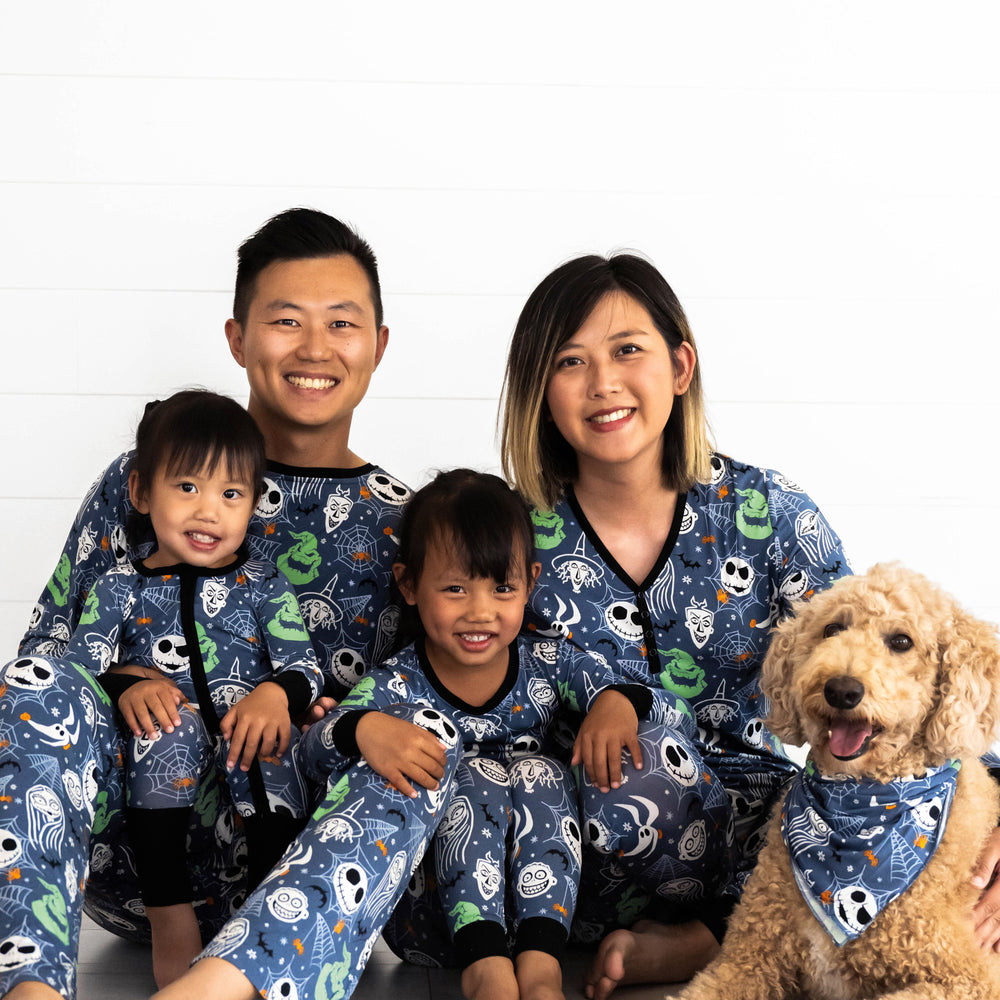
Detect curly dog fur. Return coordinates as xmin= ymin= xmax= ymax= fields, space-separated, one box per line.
xmin=678 ymin=563 xmax=1000 ymax=999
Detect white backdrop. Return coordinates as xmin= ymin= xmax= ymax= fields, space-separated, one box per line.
xmin=4 ymin=2 xmax=999 ymax=655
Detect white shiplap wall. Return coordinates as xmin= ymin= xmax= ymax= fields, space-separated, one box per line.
xmin=4 ymin=2 xmax=999 ymax=655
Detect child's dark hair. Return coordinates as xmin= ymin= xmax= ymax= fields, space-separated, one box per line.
xmin=131 ymin=389 xmax=267 ymax=508
xmin=394 ymin=470 xmax=537 ymax=641
xmin=232 ymin=207 xmax=383 ymax=329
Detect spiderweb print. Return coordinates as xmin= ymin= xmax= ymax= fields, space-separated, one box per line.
xmin=713 ymin=628 xmax=757 ymax=662
xmin=137 ymin=583 xmax=183 ymax=619
xmin=0 ymin=883 xmax=33 ymax=914
xmin=766 ymin=488 xmax=806 ymax=519
xmin=25 ymin=753 xmax=63 ymax=792
xmin=218 ymin=606 xmax=260 ymax=642
xmin=704 ymin=503 xmax=738 ymax=532
xmin=887 ymin=828 xmax=929 ymax=886
xmin=334 ymin=523 xmax=379 ymax=574
xmin=336 ymin=592 xmax=377 ymax=627
xmin=133 ymin=733 xmax=209 ymax=806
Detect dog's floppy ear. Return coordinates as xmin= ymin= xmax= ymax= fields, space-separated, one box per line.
xmin=761 ymin=612 xmax=808 ymax=746
xmin=924 ymin=603 xmax=1000 ymax=759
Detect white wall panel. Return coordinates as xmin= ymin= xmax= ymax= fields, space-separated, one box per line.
xmin=4 ymin=185 xmax=998 ymax=305
xmin=6 ymin=3 xmax=1000 ymax=90
xmin=6 ymin=76 xmax=998 ymax=199
xmin=3 ymin=4 xmax=999 ymax=665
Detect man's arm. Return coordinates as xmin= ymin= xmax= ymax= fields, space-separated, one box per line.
xmin=21 ymin=452 xmax=142 ymax=656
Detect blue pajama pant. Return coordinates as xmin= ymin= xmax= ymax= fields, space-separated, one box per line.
xmin=0 ymin=655 xmax=245 ymax=998
xmin=126 ymin=701 xmax=308 ymax=905
xmin=199 ymin=703 xmax=463 ymax=1000
xmin=383 ymin=721 xmax=735 ymax=962
xmin=126 ymin=701 xmax=305 ymax=815
xmin=431 ymin=754 xmax=580 ymax=966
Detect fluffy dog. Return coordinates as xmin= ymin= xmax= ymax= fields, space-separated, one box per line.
xmin=678 ymin=563 xmax=1000 ymax=999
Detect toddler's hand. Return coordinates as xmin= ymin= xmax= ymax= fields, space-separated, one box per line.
xmin=118 ymin=676 xmax=185 ymax=740
xmin=571 ymin=689 xmax=643 ymax=792
xmin=355 ymin=713 xmax=449 ymax=799
xmin=220 ymin=681 xmax=291 ymax=772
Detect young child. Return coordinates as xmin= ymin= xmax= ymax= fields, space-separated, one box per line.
xmin=303 ymin=470 xmax=695 ymax=1000
xmin=62 ymin=389 xmax=323 ymax=988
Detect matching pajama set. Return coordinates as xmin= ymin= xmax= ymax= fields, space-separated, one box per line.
xmin=1 ymin=452 xmax=408 ymax=997
xmin=63 ymin=554 xmax=324 ymax=898
xmin=527 ymin=453 xmax=850 ymax=940
xmin=198 ymin=632 xmax=691 ymax=991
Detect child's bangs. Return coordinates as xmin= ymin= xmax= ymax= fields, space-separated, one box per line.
xmin=437 ymin=504 xmax=532 ymax=585
xmin=163 ymin=435 xmax=261 ymax=490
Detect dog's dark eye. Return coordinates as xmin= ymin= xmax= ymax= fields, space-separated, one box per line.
xmin=823 ymin=623 xmax=846 ymax=639
xmin=886 ymin=633 xmax=913 ymax=653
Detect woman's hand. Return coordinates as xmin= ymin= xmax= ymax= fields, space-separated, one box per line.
xmin=355 ymin=713 xmax=449 ymax=799
xmin=118 ymin=676 xmax=185 ymax=739
xmin=972 ymin=827 xmax=1000 ymax=950
xmin=571 ymin=689 xmax=643 ymax=792
xmin=220 ymin=681 xmax=291 ymax=772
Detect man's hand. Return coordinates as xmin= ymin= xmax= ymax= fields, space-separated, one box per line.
xmin=355 ymin=713 xmax=449 ymax=799
xmin=571 ymin=689 xmax=643 ymax=792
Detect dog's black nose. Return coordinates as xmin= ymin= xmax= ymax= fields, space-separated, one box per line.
xmin=824 ymin=676 xmax=865 ymax=710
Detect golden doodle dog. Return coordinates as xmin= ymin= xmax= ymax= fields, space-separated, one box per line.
xmin=678 ymin=563 xmax=1000 ymax=1000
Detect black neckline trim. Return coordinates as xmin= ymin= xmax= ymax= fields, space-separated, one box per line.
xmin=416 ymin=638 xmax=520 ymax=716
xmin=266 ymin=459 xmax=377 ymax=478
xmin=133 ymin=543 xmax=250 ymax=579
xmin=566 ymin=489 xmax=686 ymax=593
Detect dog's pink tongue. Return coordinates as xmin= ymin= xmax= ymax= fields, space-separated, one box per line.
xmin=829 ymin=718 xmax=872 ymax=758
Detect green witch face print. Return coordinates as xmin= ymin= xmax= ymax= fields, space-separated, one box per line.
xmin=531 ymin=509 xmax=566 ymax=550
xmin=46 ymin=553 xmax=72 ymax=607
xmin=277 ymin=530 xmax=322 ymax=585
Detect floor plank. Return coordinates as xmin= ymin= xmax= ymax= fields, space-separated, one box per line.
xmin=77 ymin=918 xmax=686 ymax=999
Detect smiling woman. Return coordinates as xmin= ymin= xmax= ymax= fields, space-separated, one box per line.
xmin=499 ymin=252 xmax=852 ymax=999
xmin=545 ymin=293 xmax=696 ymax=484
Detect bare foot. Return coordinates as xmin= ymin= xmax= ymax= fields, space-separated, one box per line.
xmin=515 ymin=949 xmax=565 ymax=1000
xmin=583 ymin=919 xmax=720 ymax=1000
xmin=152 ymin=957 xmax=257 ymax=1000
xmin=3 ymin=983 xmax=64 ymax=1000
xmin=460 ymin=955 xmax=520 ymax=1000
xmin=146 ymin=902 xmax=204 ymax=989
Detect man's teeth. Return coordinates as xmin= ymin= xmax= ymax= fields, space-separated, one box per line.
xmin=462 ymin=633 xmax=491 ymax=642
xmin=188 ymin=532 xmax=217 ymax=544
xmin=287 ymin=375 xmax=337 ymax=389
xmin=591 ymin=408 xmax=632 ymax=424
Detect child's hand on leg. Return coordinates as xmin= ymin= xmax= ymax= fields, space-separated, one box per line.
xmin=571 ymin=689 xmax=643 ymax=792
xmin=356 ymin=713 xmax=449 ymax=799
xmin=220 ymin=681 xmax=291 ymax=771
xmin=119 ymin=677 xmax=186 ymax=739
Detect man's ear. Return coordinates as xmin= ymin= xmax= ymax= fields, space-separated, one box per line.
xmin=224 ymin=318 xmax=248 ymax=368
xmin=393 ymin=562 xmax=416 ymax=605
xmin=527 ymin=562 xmax=542 ymax=593
xmin=128 ymin=470 xmax=150 ymax=514
xmin=373 ymin=326 xmax=389 ymax=371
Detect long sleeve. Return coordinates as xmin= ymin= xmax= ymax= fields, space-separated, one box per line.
xmin=20 ymin=452 xmax=146 ymax=657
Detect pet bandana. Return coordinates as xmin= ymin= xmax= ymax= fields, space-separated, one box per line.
xmin=781 ymin=759 xmax=959 ymax=945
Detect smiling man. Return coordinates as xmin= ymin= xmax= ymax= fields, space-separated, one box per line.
xmin=2 ymin=208 xmax=413 ymax=1000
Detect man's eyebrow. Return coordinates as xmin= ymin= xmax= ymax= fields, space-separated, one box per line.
xmin=262 ymin=299 xmax=364 ymax=314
